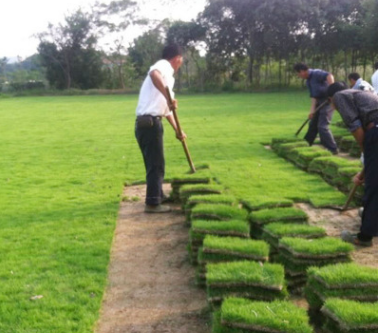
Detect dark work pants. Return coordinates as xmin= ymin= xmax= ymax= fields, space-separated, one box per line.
xmin=360 ymin=125 xmax=378 ymax=239
xmin=304 ymin=99 xmax=338 ymax=153
xmin=135 ymin=117 xmax=164 ymax=206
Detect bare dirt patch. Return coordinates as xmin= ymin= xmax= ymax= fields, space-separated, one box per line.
xmin=295 ymin=203 xmax=378 ymax=268
xmin=95 ymin=184 xmax=209 ymax=333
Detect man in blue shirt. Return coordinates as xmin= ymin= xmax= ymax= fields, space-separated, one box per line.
xmin=294 ymin=63 xmax=338 ymax=154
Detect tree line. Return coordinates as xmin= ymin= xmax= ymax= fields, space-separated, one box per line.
xmin=2 ymin=0 xmax=378 ymax=93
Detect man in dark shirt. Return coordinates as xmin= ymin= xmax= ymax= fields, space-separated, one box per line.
xmin=294 ymin=63 xmax=338 ymax=154
xmin=328 ymin=82 xmax=378 ymax=247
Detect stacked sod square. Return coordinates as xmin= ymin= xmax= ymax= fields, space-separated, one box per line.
xmin=206 ymin=261 xmax=288 ymax=308
xmin=179 ymin=183 xmax=225 ymax=209
xmin=262 ymin=223 xmax=326 ymax=261
xmin=286 ymin=146 xmax=332 ymax=170
xmin=241 ymin=197 xmax=293 ymax=212
xmin=212 ymin=297 xmax=313 ymax=333
xmin=305 ymin=263 xmax=378 ymax=314
xmin=189 ymin=219 xmax=250 ymax=264
xmin=248 ymin=207 xmax=308 ymax=239
xmin=277 ymin=237 xmax=353 ymax=292
xmin=196 ymin=235 xmax=269 ymax=285
xmin=321 ymin=299 xmax=378 ymax=333
xmin=185 ymin=194 xmax=238 ymax=222
xmin=191 ymin=204 xmax=248 ymax=223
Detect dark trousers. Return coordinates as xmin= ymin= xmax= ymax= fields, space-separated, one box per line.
xmin=360 ymin=125 xmax=378 ymax=239
xmin=135 ymin=117 xmax=165 ymax=206
xmin=304 ymin=99 xmax=338 ymax=153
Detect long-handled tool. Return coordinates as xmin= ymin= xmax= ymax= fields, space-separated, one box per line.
xmin=295 ymin=100 xmax=329 ymax=137
xmin=165 ymin=87 xmax=196 ymax=173
xmin=341 ymin=169 xmax=364 ymax=211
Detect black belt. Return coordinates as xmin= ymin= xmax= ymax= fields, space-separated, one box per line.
xmin=137 ymin=115 xmax=161 ymax=120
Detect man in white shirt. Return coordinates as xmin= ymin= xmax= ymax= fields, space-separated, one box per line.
xmin=371 ymin=62 xmax=378 ymax=93
xmin=348 ymin=72 xmax=375 ymax=93
xmin=135 ymin=44 xmax=186 ymax=213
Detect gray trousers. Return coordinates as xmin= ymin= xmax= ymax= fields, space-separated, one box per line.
xmin=304 ymin=99 xmax=338 ymax=153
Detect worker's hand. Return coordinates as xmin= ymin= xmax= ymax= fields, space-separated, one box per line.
xmin=176 ymin=130 xmax=187 ymax=141
xmin=308 ymin=112 xmax=314 ymax=119
xmin=169 ymin=99 xmax=178 ymax=111
xmin=353 ymin=172 xmax=364 ymax=186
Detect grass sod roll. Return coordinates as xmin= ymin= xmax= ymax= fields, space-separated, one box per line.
xmin=305 ymin=263 xmax=378 ymax=310
xmin=271 ymin=137 xmax=305 ymax=150
xmin=262 ymin=223 xmax=326 ymax=253
xmin=288 ymin=146 xmax=332 ymax=170
xmin=191 ymin=204 xmax=248 ymax=223
xmin=217 ymin=297 xmax=313 ymax=333
xmin=275 ymin=141 xmax=309 ymax=158
xmin=321 ymin=298 xmax=378 ymax=333
xmin=206 ymin=261 xmax=288 ymax=305
xmin=200 ymin=235 xmax=269 ymax=262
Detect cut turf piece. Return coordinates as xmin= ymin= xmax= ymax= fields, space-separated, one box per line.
xmin=240 ymin=197 xmax=293 ymax=212
xmin=190 ymin=219 xmax=250 ymax=264
xmin=287 ymin=146 xmax=332 ymax=170
xmin=275 ymin=141 xmax=309 ymax=159
xmin=349 ymin=141 xmax=361 ymax=158
xmin=339 ymin=135 xmax=355 ymax=152
xmin=278 ymin=237 xmax=353 ymax=258
xmin=206 ymin=261 xmax=288 ymax=305
xmin=170 ymin=169 xmax=213 ymax=201
xmin=305 ymin=263 xmax=378 ymax=311
xmin=200 ymin=235 xmax=269 ymax=263
xmin=271 ymin=137 xmax=305 ymax=151
xmin=214 ymin=297 xmax=313 ymax=333
xmin=262 ymin=222 xmax=326 ymax=253
xmin=179 ymin=183 xmax=224 ymax=206
xmin=185 ymin=194 xmax=238 ymax=220
xmin=321 ymin=298 xmax=378 ymax=333
xmin=248 ymin=207 xmax=308 ymax=239
xmin=191 ymin=204 xmax=248 ymax=223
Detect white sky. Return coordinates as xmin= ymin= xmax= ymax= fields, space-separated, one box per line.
xmin=0 ymin=0 xmax=206 ymax=60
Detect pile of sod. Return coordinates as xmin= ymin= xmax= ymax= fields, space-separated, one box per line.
xmin=349 ymin=140 xmax=361 ymax=158
xmin=278 ymin=237 xmax=353 ymax=291
xmin=212 ymin=297 xmax=313 ymax=333
xmin=169 ymin=169 xmax=213 ymax=201
xmin=241 ymin=197 xmax=293 ymax=212
xmin=190 ymin=204 xmax=248 ymax=224
xmin=321 ymin=298 xmax=378 ymax=333
xmin=262 ymin=222 xmax=326 ymax=258
xmin=248 ymin=207 xmax=308 ymax=239
xmin=305 ymin=263 xmax=378 ymax=312
xmin=185 ymin=194 xmax=238 ymax=220
xmin=189 ymin=219 xmax=250 ymax=264
xmin=206 ymin=261 xmax=288 ymax=307
xmin=179 ymin=183 xmax=224 ymax=207
xmin=274 ymin=141 xmax=309 ymax=159
xmin=196 ymin=235 xmax=269 ymax=285
xmin=286 ymin=146 xmax=332 ymax=170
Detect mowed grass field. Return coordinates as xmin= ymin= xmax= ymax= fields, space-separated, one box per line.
xmin=0 ymin=92 xmax=346 ymax=332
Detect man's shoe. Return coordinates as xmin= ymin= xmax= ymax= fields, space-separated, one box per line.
xmin=144 ymin=204 xmax=171 ymax=213
xmin=341 ymin=230 xmax=373 ymax=247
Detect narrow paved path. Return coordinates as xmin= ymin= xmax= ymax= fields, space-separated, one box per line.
xmin=95 ymin=184 xmax=209 ymax=333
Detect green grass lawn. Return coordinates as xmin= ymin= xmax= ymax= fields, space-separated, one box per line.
xmin=0 ymin=92 xmax=347 ymax=332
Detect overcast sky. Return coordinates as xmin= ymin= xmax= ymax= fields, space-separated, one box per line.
xmin=0 ymin=0 xmax=206 ymax=61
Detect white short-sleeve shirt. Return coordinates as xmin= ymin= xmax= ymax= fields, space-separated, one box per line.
xmin=372 ymin=70 xmax=378 ymax=93
xmin=135 ymin=59 xmax=175 ymax=117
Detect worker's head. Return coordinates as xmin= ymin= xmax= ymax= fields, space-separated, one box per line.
xmin=347 ymin=72 xmax=360 ymax=88
xmin=293 ymin=62 xmax=309 ymax=79
xmin=327 ymin=82 xmax=348 ymax=108
xmin=375 ymin=61 xmax=378 ymax=70
xmin=162 ymin=44 xmax=183 ymax=72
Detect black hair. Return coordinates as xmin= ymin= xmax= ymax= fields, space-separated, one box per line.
xmin=375 ymin=61 xmax=378 ymax=70
xmin=327 ymin=82 xmax=348 ymax=97
xmin=162 ymin=44 xmax=183 ymax=60
xmin=293 ymin=62 xmax=308 ymax=72
xmin=347 ymin=72 xmax=360 ymax=81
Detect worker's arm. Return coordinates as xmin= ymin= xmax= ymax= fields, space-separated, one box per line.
xmin=308 ymin=98 xmax=317 ymax=119
xmin=326 ymin=73 xmax=335 ymax=85
xmin=351 ymin=126 xmax=365 ymax=185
